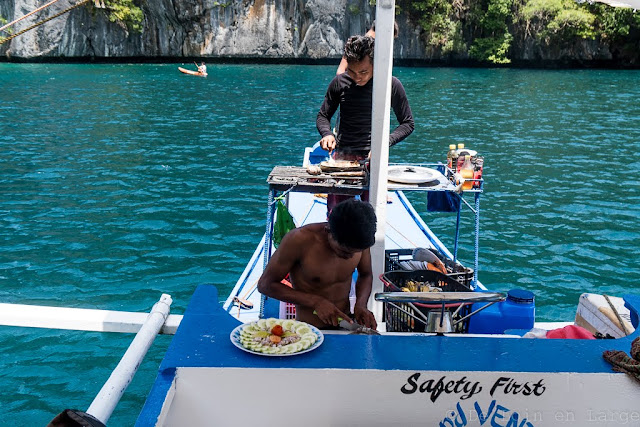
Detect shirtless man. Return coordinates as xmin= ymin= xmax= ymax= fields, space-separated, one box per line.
xmin=257 ymin=199 xmax=377 ymax=330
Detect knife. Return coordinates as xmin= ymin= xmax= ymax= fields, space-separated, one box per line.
xmin=313 ymin=311 xmax=380 ymax=335
xmin=338 ymin=318 xmax=381 ymax=335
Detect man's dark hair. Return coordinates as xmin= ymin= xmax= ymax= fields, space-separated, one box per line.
xmin=344 ymin=35 xmax=374 ymax=64
xmin=328 ymin=199 xmax=377 ymax=250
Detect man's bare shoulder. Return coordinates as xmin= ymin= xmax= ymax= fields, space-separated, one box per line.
xmin=282 ymin=223 xmax=327 ymax=246
xmin=287 ymin=222 xmax=327 ymax=242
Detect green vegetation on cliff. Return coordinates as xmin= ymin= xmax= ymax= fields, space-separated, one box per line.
xmin=103 ymin=0 xmax=143 ymax=32
xmin=399 ymin=0 xmax=640 ymax=64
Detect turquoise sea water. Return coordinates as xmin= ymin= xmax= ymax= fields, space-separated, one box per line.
xmin=1 ymin=63 xmax=639 ymax=424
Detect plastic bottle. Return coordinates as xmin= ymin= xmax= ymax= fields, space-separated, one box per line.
xmin=473 ymin=157 xmax=484 ymax=189
xmin=447 ymin=144 xmax=457 ymax=171
xmin=460 ymin=155 xmax=474 ymax=190
xmin=467 ymin=289 xmax=535 ymax=334
xmin=456 ymin=143 xmax=469 ymax=172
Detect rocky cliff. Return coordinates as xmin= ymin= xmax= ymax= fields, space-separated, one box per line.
xmin=1 ymin=0 xmax=638 ymax=66
xmin=0 ymin=0 xmax=425 ymax=61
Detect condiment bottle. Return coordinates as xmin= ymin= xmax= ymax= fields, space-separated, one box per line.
xmin=460 ymin=155 xmax=474 ymax=190
xmin=473 ymin=157 xmax=484 ymax=189
xmin=456 ymin=143 xmax=469 ymax=172
xmin=447 ymin=144 xmax=457 ymax=171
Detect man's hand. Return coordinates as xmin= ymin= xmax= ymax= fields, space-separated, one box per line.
xmin=354 ymin=305 xmax=377 ymax=330
xmin=313 ymin=298 xmax=349 ymax=327
xmin=319 ymin=135 xmax=336 ymax=152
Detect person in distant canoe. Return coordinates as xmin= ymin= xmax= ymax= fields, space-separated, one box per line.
xmin=317 ymin=34 xmax=414 ymax=213
xmin=257 ymin=199 xmax=378 ymax=330
xmin=197 ymin=62 xmax=207 ymax=76
xmin=335 ymin=20 xmax=398 ymax=75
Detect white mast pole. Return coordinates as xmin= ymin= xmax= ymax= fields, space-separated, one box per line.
xmin=368 ymin=0 xmax=395 ymax=323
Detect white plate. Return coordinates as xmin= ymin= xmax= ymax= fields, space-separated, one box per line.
xmin=230 ymin=321 xmax=324 ymax=357
xmin=388 ymin=166 xmax=439 ymax=184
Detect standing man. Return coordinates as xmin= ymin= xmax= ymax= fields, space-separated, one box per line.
xmin=317 ymin=35 xmax=414 ymax=212
xmin=257 ymin=199 xmax=378 ymax=330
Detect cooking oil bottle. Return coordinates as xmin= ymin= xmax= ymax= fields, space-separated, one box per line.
xmin=460 ymin=155 xmax=474 ymax=190
xmin=473 ymin=156 xmax=484 ymax=189
xmin=447 ymin=144 xmax=457 ymax=171
xmin=456 ymin=143 xmax=468 ymax=172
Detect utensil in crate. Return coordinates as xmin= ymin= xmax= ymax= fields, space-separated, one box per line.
xmin=384 ymin=249 xmax=474 ymax=288
xmin=380 ymin=270 xmax=472 ymax=333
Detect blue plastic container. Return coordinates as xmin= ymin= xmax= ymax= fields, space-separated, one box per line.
xmin=467 ymin=289 xmax=535 ymax=334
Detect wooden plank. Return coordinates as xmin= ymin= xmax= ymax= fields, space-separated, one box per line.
xmin=267 ymin=166 xmax=367 ymax=194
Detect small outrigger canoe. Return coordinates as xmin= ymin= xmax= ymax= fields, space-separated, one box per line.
xmin=178 ymin=66 xmax=207 ymax=77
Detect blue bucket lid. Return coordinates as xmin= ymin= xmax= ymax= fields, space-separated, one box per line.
xmin=507 ymin=289 xmax=535 ymax=304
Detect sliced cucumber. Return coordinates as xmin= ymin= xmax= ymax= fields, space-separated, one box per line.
xmin=296 ymin=325 xmax=312 ymax=335
xmin=265 ymin=318 xmax=278 ymax=329
xmin=265 ymin=346 xmax=280 ymax=354
xmin=282 ymin=319 xmax=296 ymax=331
xmin=302 ymin=332 xmax=317 ymax=343
xmin=283 ymin=344 xmax=298 ymax=354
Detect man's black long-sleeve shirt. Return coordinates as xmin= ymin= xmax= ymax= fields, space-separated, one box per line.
xmin=316 ymin=73 xmax=414 ymax=153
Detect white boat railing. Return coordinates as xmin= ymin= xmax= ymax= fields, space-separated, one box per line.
xmin=86 ymin=293 xmax=173 ymax=424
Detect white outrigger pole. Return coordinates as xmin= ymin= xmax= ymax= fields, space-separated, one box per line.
xmin=86 ymin=294 xmax=173 ymax=424
xmin=0 ymin=294 xmax=180 ymax=425
xmin=368 ymin=0 xmax=396 ymax=323
xmin=0 ymin=300 xmax=182 ymax=334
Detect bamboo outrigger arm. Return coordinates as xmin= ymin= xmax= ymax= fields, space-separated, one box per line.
xmin=86 ymin=294 xmax=174 ymax=424
xmin=0 ymin=298 xmax=182 ymax=334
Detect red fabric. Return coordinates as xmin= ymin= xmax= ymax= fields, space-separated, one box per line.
xmin=281 ymin=277 xmax=293 ymax=288
xmin=546 ymin=325 xmax=595 ymax=339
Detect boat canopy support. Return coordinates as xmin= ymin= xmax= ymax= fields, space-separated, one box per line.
xmin=369 ymin=0 xmax=396 ymax=323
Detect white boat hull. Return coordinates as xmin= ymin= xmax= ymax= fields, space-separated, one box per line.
xmin=138 ymin=286 xmax=640 ymax=426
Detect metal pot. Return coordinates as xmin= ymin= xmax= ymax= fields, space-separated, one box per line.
xmin=426 ymin=310 xmax=453 ymax=334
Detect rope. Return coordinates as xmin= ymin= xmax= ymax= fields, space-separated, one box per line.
xmin=603 ymin=294 xmax=631 ymax=336
xmin=269 ymin=186 xmax=296 ymax=206
xmin=0 ymin=0 xmax=91 ymax=46
xmin=0 ymin=0 xmax=66 ymax=33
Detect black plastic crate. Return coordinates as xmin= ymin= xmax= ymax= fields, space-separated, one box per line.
xmin=380 ymin=269 xmax=472 ymax=333
xmin=385 ymin=248 xmax=413 ymax=272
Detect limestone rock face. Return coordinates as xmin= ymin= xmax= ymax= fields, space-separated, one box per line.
xmin=0 ymin=0 xmax=636 ymax=66
xmin=1 ymin=0 xmax=405 ymax=59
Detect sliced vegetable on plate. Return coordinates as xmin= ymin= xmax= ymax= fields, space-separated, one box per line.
xmin=230 ymin=318 xmax=323 ymax=356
